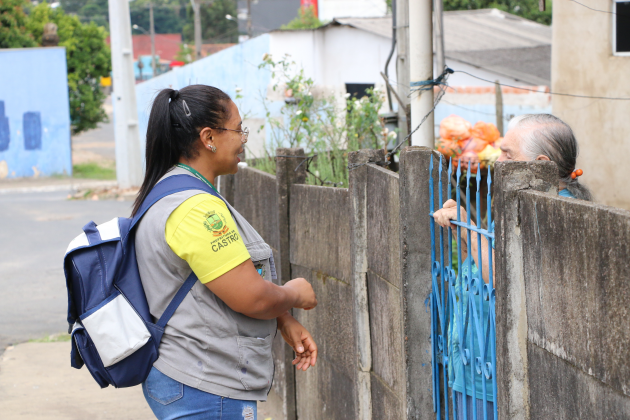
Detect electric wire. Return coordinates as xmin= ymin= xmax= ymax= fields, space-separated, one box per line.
xmin=453 ymin=70 xmax=630 ymax=100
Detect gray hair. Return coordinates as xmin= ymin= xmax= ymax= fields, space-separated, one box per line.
xmin=508 ymin=114 xmax=592 ymax=201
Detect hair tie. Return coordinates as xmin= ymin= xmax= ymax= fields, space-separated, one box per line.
xmin=571 ymin=168 xmax=583 ymax=179
xmin=170 ymin=90 xmax=180 ymax=100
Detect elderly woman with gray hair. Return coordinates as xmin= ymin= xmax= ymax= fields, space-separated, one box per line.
xmin=432 ymin=114 xmax=591 ymax=420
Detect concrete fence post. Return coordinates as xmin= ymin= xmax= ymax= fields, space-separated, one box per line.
xmin=398 ymin=146 xmax=444 ymax=419
xmin=273 ymin=147 xmax=306 ymax=420
xmin=349 ymin=148 xmax=386 ymax=420
xmin=494 ymin=161 xmax=557 ymax=420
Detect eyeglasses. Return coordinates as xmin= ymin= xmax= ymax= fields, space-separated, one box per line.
xmin=213 ymin=126 xmax=249 ymax=144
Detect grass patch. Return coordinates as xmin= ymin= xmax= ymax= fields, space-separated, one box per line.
xmin=73 ymin=163 xmax=116 ymax=180
xmin=29 ymin=333 xmax=71 ymax=343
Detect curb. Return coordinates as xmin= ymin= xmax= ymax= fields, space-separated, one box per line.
xmin=0 ymin=180 xmax=118 ymax=194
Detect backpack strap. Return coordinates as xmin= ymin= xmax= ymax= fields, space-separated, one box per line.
xmin=130 ymin=174 xmax=223 ymax=231
xmin=155 ymin=271 xmax=198 ymax=329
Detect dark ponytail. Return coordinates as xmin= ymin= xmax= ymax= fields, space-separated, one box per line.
xmin=132 ymin=85 xmax=232 ymax=216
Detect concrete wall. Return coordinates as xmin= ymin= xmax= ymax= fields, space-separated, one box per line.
xmin=0 ymin=47 xmax=72 ymax=178
xmin=221 ymin=149 xmax=438 ymax=420
xmin=221 ymin=153 xmax=630 ymax=420
xmin=495 ymin=160 xmax=630 ymax=419
xmin=552 ymin=0 xmax=630 ymax=210
xmin=520 ymin=191 xmax=630 ymax=419
xmin=364 ymin=164 xmax=405 ymax=419
xmin=290 ymin=184 xmax=356 ymax=420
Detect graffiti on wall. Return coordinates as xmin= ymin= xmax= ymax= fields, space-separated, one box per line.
xmin=0 ymin=101 xmax=43 ymax=152
xmin=0 ymin=101 xmax=9 ymax=152
xmin=23 ymin=112 xmax=42 ymax=150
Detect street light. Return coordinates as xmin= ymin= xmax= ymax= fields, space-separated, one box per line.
xmin=132 ymin=24 xmax=147 ymax=33
xmin=225 ymin=14 xmax=237 ymax=21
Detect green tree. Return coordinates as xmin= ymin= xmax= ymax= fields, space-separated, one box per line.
xmin=58 ymin=0 xmax=190 ymax=34
xmin=443 ymin=0 xmax=552 ymax=25
xmin=27 ymin=3 xmax=112 ymax=134
xmin=0 ymin=0 xmax=37 ymax=48
xmin=182 ymin=0 xmax=237 ymax=43
xmin=130 ymin=0 xmax=188 ymax=35
xmin=281 ymin=6 xmax=323 ymax=30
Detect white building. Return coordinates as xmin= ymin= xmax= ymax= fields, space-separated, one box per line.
xmin=318 ymin=0 xmax=387 ymax=22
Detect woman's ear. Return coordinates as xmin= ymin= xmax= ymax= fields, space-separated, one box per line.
xmin=198 ymin=127 xmax=214 ymax=149
xmin=535 ymin=155 xmax=551 ymax=161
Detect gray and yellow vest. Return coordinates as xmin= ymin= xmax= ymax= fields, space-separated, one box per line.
xmin=135 ymin=167 xmax=277 ymax=401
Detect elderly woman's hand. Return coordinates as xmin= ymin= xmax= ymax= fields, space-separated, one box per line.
xmin=433 ymin=199 xmax=467 ymax=229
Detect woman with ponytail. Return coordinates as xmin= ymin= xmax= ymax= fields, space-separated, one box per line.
xmin=432 ymin=113 xmax=591 ymax=419
xmin=134 ymin=85 xmax=318 ymax=419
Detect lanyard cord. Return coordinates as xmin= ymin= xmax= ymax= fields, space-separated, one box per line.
xmin=175 ymin=163 xmax=219 ymax=194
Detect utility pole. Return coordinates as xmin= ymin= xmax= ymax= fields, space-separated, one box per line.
xmin=149 ymin=2 xmax=156 ymax=76
xmin=434 ymin=0 xmax=445 ymax=74
xmin=409 ymin=0 xmax=434 ymax=147
xmin=495 ymin=80 xmax=504 ymax=135
xmin=190 ymin=0 xmax=202 ymax=60
xmin=108 ymin=0 xmax=143 ymax=188
xmin=247 ymin=0 xmax=252 ymax=38
xmin=396 ymin=0 xmax=410 ymax=142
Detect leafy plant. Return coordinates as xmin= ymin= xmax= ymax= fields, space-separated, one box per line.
xmin=252 ymin=55 xmax=390 ymax=187
xmin=281 ymin=6 xmax=323 ymax=30
xmin=27 ymin=2 xmax=112 ymax=135
xmin=0 ymin=0 xmax=36 ymax=48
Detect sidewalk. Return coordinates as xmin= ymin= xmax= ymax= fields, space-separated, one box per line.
xmin=0 ymin=342 xmax=275 ymax=419
xmin=0 ymin=177 xmax=117 ymax=194
xmin=0 ymin=342 xmax=152 ymax=420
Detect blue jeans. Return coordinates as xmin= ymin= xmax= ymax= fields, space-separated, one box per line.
xmin=142 ymin=367 xmax=257 ymax=420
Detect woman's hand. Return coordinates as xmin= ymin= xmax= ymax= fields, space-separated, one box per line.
xmin=433 ymin=199 xmax=467 ymax=229
xmin=284 ymin=278 xmax=317 ymax=310
xmin=277 ymin=312 xmax=318 ymax=371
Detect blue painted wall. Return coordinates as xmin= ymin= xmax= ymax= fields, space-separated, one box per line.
xmin=0 ymin=47 xmax=72 ymax=178
xmin=136 ymin=34 xmax=274 ymax=160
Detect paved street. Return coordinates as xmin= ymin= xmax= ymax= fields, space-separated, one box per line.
xmin=0 ymin=189 xmax=132 ymax=351
xmin=72 ymin=95 xmax=116 ymax=165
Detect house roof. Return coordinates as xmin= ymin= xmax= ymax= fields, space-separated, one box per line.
xmin=201 ymin=43 xmax=236 ymax=57
xmin=330 ymin=9 xmax=552 ymax=85
xmin=106 ymin=34 xmax=183 ymax=61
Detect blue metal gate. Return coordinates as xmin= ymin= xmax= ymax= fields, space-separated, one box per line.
xmin=429 ymin=157 xmax=497 ymax=420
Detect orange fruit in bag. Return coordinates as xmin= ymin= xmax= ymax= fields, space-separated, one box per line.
xmin=439 ymin=115 xmax=472 ymax=141
xmin=471 ymin=121 xmax=500 ymax=144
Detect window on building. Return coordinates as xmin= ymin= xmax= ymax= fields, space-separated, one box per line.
xmin=614 ymin=1 xmax=630 ymax=55
xmin=345 ymin=83 xmax=375 ymax=99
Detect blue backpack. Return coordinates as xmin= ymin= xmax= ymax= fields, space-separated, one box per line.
xmin=63 ymin=174 xmax=222 ymax=388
